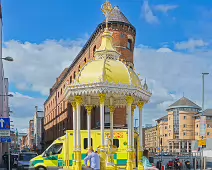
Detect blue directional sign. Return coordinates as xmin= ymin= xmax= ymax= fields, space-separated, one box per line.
xmin=0 ymin=118 xmax=10 ymax=130
xmin=0 ymin=137 xmax=11 ymax=143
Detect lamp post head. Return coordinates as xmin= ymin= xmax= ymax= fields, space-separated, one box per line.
xmin=202 ymin=73 xmax=209 ymax=75
xmin=8 ymin=94 xmax=13 ymax=97
xmin=3 ymin=56 xmax=14 ymax=61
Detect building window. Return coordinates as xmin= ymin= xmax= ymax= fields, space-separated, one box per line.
xmin=70 ymin=76 xmax=72 ymax=83
xmin=165 ymin=126 xmax=167 ymax=129
xmin=84 ymin=138 xmax=93 ymax=149
xmin=58 ymin=92 xmax=59 ymax=97
xmin=127 ymin=39 xmax=132 ymax=50
xmin=93 ymin=45 xmax=96 ymax=57
xmin=165 ymin=134 xmax=167 ymax=137
xmin=60 ymin=88 xmax=62 ymax=95
xmin=73 ymin=72 xmax=76 ymax=79
xmin=113 ymin=139 xmax=119 ymax=148
xmin=207 ymin=132 xmax=210 ymax=136
xmin=63 ymin=84 xmax=65 ymax=89
xmin=120 ymin=34 xmax=125 ymax=38
xmin=84 ymin=58 xmax=87 ymax=63
xmin=169 ymin=133 xmax=170 ymax=136
xmin=184 ymin=116 xmax=187 ymax=120
xmin=78 ymin=65 xmax=80 ymax=72
xmin=196 ymin=132 xmax=198 ymax=136
xmin=196 ymin=124 xmax=198 ymax=128
xmin=183 ymin=124 xmax=187 ymax=128
xmin=183 ymin=132 xmax=186 ymax=136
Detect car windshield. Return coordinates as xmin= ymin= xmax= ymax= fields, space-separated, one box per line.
xmin=19 ymin=154 xmax=37 ymax=161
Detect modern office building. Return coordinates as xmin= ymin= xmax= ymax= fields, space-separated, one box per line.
xmin=144 ymin=97 xmax=212 ymax=153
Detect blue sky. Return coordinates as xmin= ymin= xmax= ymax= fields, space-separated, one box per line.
xmin=2 ymin=0 xmax=212 ymax=131
xmin=3 ymin=0 xmax=212 ymax=45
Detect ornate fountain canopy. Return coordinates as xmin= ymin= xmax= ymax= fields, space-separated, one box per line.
xmin=64 ymin=1 xmax=152 ymax=107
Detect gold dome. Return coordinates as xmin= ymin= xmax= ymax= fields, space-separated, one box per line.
xmin=77 ymin=58 xmax=141 ymax=87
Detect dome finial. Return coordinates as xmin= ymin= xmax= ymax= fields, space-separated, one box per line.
xmin=101 ymin=0 xmax=113 ymax=30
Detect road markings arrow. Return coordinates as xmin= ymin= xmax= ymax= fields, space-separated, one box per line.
xmin=0 ymin=119 xmax=4 ymax=128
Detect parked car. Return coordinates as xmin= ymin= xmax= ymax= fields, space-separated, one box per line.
xmin=17 ymin=152 xmax=38 ymax=170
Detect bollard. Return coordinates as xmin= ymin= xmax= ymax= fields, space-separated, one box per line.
xmin=194 ymin=158 xmax=196 ymax=170
xmin=161 ymin=165 xmax=165 ymax=170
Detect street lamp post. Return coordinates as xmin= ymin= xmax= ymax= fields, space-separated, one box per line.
xmin=200 ymin=72 xmax=209 ymax=169
xmin=0 ymin=94 xmax=13 ymax=170
xmin=202 ymin=73 xmax=209 ymax=113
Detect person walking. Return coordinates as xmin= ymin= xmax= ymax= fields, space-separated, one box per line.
xmin=143 ymin=149 xmax=158 ymax=170
xmin=84 ymin=148 xmax=100 ymax=170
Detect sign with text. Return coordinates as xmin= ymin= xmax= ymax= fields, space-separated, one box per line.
xmin=105 ymin=132 xmax=124 ymax=138
xmin=0 ymin=130 xmax=10 ymax=137
xmin=200 ymin=116 xmax=206 ymax=137
xmin=0 ymin=137 xmax=11 ymax=143
xmin=198 ymin=139 xmax=206 ymax=147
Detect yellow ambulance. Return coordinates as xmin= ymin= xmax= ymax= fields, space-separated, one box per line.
xmin=29 ymin=129 xmax=139 ymax=170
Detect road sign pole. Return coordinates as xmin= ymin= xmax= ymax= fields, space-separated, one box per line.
xmin=8 ymin=142 xmax=10 ymax=170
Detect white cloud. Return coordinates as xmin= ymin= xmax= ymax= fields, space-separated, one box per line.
xmin=141 ymin=0 xmax=159 ymax=24
xmin=154 ymin=5 xmax=178 ymax=13
xmin=8 ymin=92 xmax=44 ymax=131
xmin=156 ymin=47 xmax=173 ymax=53
xmin=3 ymin=39 xmax=85 ymax=96
xmin=175 ymin=39 xmax=208 ymax=50
xmin=3 ymin=37 xmax=212 ymax=131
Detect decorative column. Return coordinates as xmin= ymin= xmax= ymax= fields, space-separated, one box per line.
xmin=179 ymin=141 xmax=181 ymax=153
xmin=106 ymin=106 xmax=116 ymax=168
xmin=86 ymin=105 xmax=93 ymax=149
xmin=71 ymin=102 xmax=77 ymax=167
xmin=187 ymin=141 xmax=189 ymax=152
xmin=74 ymin=96 xmax=83 ymax=170
xmin=126 ymin=96 xmax=134 ymax=170
xmin=109 ymin=106 xmax=115 ymax=144
xmin=172 ymin=142 xmax=174 ymax=153
xmin=99 ymin=94 xmax=106 ymax=170
xmin=131 ymin=105 xmax=136 ymax=168
xmin=137 ymin=102 xmax=145 ymax=170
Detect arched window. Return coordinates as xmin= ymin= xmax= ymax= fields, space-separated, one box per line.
xmin=70 ymin=76 xmax=72 ymax=83
xmin=73 ymin=71 xmax=76 ymax=79
xmin=78 ymin=65 xmax=80 ymax=72
xmin=84 ymin=58 xmax=87 ymax=63
xmin=93 ymin=45 xmax=96 ymax=57
xmin=127 ymin=39 xmax=132 ymax=50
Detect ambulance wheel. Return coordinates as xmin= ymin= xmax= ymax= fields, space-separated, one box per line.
xmin=36 ymin=166 xmax=46 ymax=170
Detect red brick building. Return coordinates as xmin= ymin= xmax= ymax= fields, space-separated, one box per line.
xmin=44 ymin=6 xmax=136 ymax=146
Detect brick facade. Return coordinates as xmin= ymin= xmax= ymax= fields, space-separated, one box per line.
xmin=44 ymin=20 xmax=136 ymax=145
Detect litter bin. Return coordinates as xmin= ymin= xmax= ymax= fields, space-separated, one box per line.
xmin=149 ymin=156 xmax=154 ymax=163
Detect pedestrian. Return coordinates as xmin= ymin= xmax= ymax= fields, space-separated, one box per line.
xmin=143 ymin=149 xmax=158 ymax=170
xmin=84 ymin=148 xmax=100 ymax=170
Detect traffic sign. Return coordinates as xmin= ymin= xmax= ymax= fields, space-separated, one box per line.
xmin=0 ymin=118 xmax=10 ymax=130
xmin=0 ymin=137 xmax=11 ymax=143
xmin=0 ymin=130 xmax=10 ymax=137
xmin=198 ymin=139 xmax=206 ymax=147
